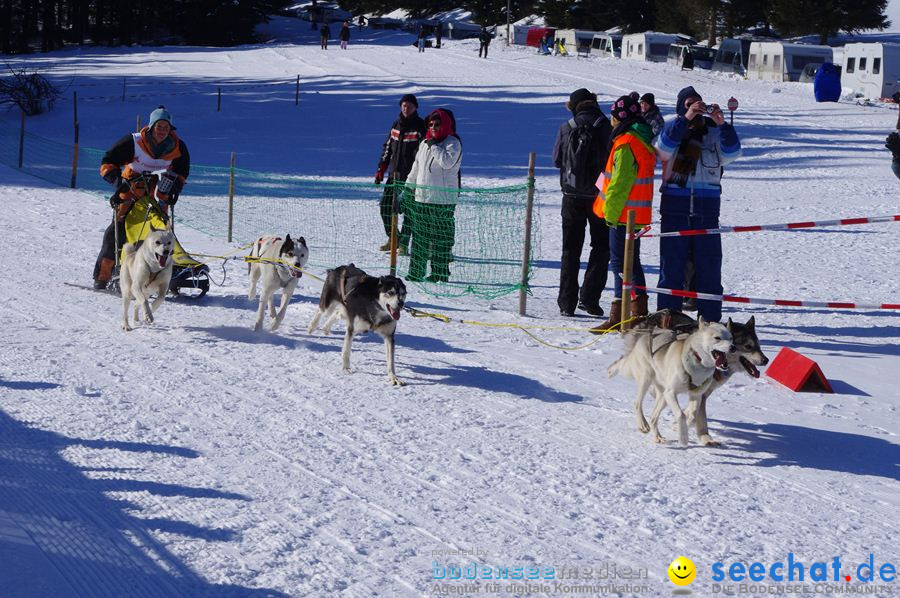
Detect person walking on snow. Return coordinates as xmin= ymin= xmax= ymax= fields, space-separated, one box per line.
xmin=435 ymin=20 xmax=443 ymax=48
xmin=479 ymin=27 xmax=492 ymax=58
xmin=654 ymin=86 xmax=741 ymax=322
xmin=339 ymin=21 xmax=350 ymax=49
xmin=93 ymin=106 xmax=189 ymax=290
xmin=552 ymin=88 xmax=612 ymax=317
xmin=375 ymin=94 xmax=426 ymax=255
xmin=592 ymin=94 xmax=656 ymax=331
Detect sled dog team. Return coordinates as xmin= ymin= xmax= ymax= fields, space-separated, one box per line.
xmin=120 ymin=231 xmax=765 ymax=440
xmin=121 ymin=231 xmax=407 ymax=386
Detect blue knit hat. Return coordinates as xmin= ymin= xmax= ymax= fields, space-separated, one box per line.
xmin=675 ymin=86 xmax=702 ymax=117
xmin=148 ymin=105 xmax=175 ymax=130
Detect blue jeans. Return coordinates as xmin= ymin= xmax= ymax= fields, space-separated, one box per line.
xmin=609 ymin=225 xmax=645 ymax=299
xmin=657 ymin=211 xmax=723 ymax=321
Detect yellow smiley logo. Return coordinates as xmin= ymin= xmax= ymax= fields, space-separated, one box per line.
xmin=668 ymin=556 xmax=696 ymax=586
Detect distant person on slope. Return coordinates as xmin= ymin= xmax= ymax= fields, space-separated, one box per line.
xmin=93 ymin=106 xmax=189 ymax=290
xmin=320 ymin=23 xmax=330 ymax=49
xmin=340 ymin=21 xmax=350 ymax=50
xmin=417 ymin=27 xmax=426 ymax=52
xmin=886 ymin=104 xmax=900 ymax=179
xmin=478 ymin=27 xmax=492 ymax=58
xmin=375 ymin=94 xmax=426 ymax=255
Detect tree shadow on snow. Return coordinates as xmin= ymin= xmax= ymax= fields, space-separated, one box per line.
xmin=407 ymin=363 xmax=582 ymax=402
xmin=0 ymin=409 xmax=288 ymax=597
xmin=0 ymin=379 xmax=61 ymax=390
xmin=713 ymin=419 xmax=899 ymax=481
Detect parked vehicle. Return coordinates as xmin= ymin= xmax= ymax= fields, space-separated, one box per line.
xmin=667 ymin=44 xmax=716 ymax=70
xmin=841 ymin=42 xmax=900 ymax=99
xmin=555 ymin=29 xmax=601 ymax=56
xmin=746 ymin=41 xmax=833 ymax=82
xmin=591 ymin=33 xmax=622 ymax=58
xmin=622 ymin=32 xmax=692 ymax=62
xmin=713 ymin=38 xmax=752 ymax=75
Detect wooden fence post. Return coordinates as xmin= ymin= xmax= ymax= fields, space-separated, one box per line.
xmin=227 ymin=152 xmax=236 ymax=242
xmin=70 ymin=122 xmax=79 ymax=188
xmin=122 ymin=77 xmax=126 ymax=101
xmin=217 ymin=87 xmax=222 ymax=112
xmin=17 ymin=108 xmax=25 ymax=169
xmin=295 ymin=75 xmax=300 ymax=106
xmin=518 ymin=152 xmax=536 ymax=316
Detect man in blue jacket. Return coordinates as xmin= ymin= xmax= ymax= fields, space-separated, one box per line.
xmin=655 ymin=86 xmax=741 ymax=322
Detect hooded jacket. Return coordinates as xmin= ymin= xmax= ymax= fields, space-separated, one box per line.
xmin=552 ymin=101 xmax=612 ymax=199
xmin=406 ymin=108 xmax=463 ymax=205
xmin=100 ymin=126 xmax=190 ymax=185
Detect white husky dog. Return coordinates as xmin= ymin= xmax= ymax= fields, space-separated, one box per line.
xmin=247 ymin=235 xmax=309 ymax=332
xmin=608 ymin=317 xmax=735 ymax=445
xmin=120 ymin=222 xmax=175 ymax=331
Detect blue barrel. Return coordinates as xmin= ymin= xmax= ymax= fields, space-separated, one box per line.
xmin=814 ymin=62 xmax=841 ymax=102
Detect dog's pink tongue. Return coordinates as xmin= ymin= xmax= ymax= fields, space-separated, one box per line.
xmin=158 ymin=254 xmax=168 ymax=268
xmin=740 ymin=356 xmax=760 ymax=378
xmin=714 ymin=351 xmax=729 ymax=370
xmin=389 ymin=306 xmax=400 ymax=320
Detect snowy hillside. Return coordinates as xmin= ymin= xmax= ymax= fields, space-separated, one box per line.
xmin=0 ymin=19 xmax=898 ymax=598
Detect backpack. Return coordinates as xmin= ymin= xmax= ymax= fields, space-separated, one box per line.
xmin=563 ymin=116 xmax=607 ymax=194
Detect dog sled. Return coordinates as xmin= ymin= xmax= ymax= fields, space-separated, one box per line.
xmin=110 ymin=172 xmax=210 ymax=298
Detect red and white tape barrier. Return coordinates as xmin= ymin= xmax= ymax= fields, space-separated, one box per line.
xmin=625 ymin=283 xmax=900 ymax=311
xmin=639 ymin=214 xmax=900 ymax=238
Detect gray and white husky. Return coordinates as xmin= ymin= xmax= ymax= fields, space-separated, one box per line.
xmin=247 ymin=234 xmax=309 ymax=332
xmin=120 ymin=222 xmax=175 ymax=331
xmin=307 ymin=264 xmax=407 ymax=386
xmin=608 ymin=314 xmax=735 ymax=445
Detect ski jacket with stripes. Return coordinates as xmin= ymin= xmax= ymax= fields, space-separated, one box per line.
xmin=378 ymin=113 xmax=426 ymax=181
xmin=593 ymin=123 xmax=656 ymax=226
xmin=100 ymin=127 xmax=190 ymax=185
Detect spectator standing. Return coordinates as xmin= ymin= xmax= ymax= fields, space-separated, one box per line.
xmin=339 ymin=21 xmax=350 ymax=49
xmin=639 ymin=93 xmax=665 ymax=141
xmin=654 ymin=86 xmax=742 ymax=322
xmin=551 ymin=88 xmax=613 ymax=317
xmin=417 ymin=27 xmax=426 ymax=52
xmin=320 ymin=23 xmax=330 ymax=49
xmin=375 ymin=94 xmax=426 ymax=254
xmin=357 ymin=15 xmax=366 ymax=30
xmin=435 ymin=20 xmax=443 ymax=48
xmin=478 ymin=27 xmax=491 ymax=58
xmin=591 ymin=94 xmax=656 ymax=330
xmin=93 ymin=106 xmax=189 ymax=289
xmin=886 ymin=129 xmax=900 ymax=180
xmin=406 ymin=109 xmax=462 ymax=282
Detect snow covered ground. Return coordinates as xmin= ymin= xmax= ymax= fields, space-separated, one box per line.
xmin=0 ymin=19 xmax=898 ymax=598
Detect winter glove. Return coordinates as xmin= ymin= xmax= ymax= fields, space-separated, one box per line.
xmin=374 ymin=163 xmax=387 ymax=184
xmin=102 ymin=167 xmax=122 ymax=188
xmin=886 ymin=131 xmax=900 ymax=158
xmin=167 ymin=178 xmax=184 ymax=206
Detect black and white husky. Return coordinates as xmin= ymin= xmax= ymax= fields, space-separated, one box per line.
xmin=120 ymin=222 xmax=175 ymax=331
xmin=307 ymin=264 xmax=407 ymax=386
xmin=247 ymin=235 xmax=309 ymax=332
xmin=609 ymin=313 xmax=735 ymax=445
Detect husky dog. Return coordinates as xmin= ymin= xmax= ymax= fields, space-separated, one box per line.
xmin=685 ymin=316 xmax=769 ymax=446
xmin=120 ymin=222 xmax=175 ymax=331
xmin=609 ymin=315 xmax=734 ymax=445
xmin=307 ymin=264 xmax=407 ymax=386
xmin=247 ymin=235 xmax=309 ymax=332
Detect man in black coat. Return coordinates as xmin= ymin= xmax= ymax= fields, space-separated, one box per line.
xmin=375 ymin=94 xmax=426 ymax=253
xmin=551 ymin=88 xmax=612 ymax=317
xmin=478 ymin=28 xmax=492 ymax=58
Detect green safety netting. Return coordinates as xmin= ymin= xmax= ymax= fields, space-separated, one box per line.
xmin=0 ymin=119 xmax=540 ymax=299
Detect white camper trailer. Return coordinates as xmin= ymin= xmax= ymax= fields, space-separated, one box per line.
xmin=841 ymin=42 xmax=900 ymax=99
xmin=591 ymin=32 xmax=622 ymax=58
xmin=746 ymin=41 xmax=833 ymax=82
xmin=555 ymin=29 xmax=599 ymax=55
xmin=622 ymin=32 xmax=688 ymax=62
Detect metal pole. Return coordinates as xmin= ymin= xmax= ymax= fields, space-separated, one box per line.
xmin=73 ymin=90 xmax=77 ymax=126
xmin=227 ymin=152 xmax=236 ymax=242
xmin=518 ymin=152 xmax=536 ymax=316
xmin=122 ymin=77 xmax=126 ymax=101
xmin=17 ymin=109 xmax=24 ymax=169
xmin=136 ymin=114 xmax=141 ymax=133
xmin=295 ymin=75 xmax=300 ymax=106
xmin=621 ymin=210 xmax=636 ymax=331
xmin=70 ymin=122 xmax=79 ymax=188
xmin=217 ymin=87 xmax=222 ymax=112
xmin=730 ymin=110 xmax=734 ymax=126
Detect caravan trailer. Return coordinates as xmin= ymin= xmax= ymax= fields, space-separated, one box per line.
xmin=555 ymin=29 xmax=600 ymax=55
xmin=712 ymin=38 xmax=752 ymax=75
xmin=746 ymin=42 xmax=833 ymax=82
xmin=841 ymin=43 xmax=900 ymax=99
xmin=667 ymin=44 xmax=717 ymax=70
xmin=623 ymin=32 xmax=690 ymax=62
xmin=591 ymin=33 xmax=622 ymax=58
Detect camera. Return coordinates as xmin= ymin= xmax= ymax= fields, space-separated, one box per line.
xmin=704 ymin=104 xmax=718 ymax=114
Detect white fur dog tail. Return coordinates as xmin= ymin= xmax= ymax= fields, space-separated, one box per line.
xmin=122 ymin=242 xmax=137 ymax=258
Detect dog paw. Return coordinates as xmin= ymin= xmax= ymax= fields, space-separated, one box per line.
xmin=254 ymin=322 xmax=263 ymax=332
xmin=343 ymin=367 xmax=352 ymax=374
xmin=638 ymin=421 xmax=650 ymax=434
xmin=699 ymin=435 xmax=719 ymax=447
xmin=389 ymin=375 xmax=404 ymax=387
xmin=122 ymin=323 xmax=132 ymax=332
xmin=653 ymin=434 xmax=667 ymax=444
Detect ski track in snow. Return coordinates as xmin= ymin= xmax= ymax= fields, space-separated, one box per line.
xmin=1 ymin=20 xmax=898 ymax=598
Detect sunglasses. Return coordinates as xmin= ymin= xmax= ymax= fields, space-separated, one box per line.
xmin=428 ymin=120 xmax=442 ymax=127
